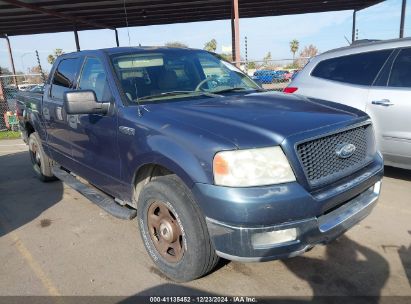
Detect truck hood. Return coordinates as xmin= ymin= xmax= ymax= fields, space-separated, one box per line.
xmin=150 ymin=92 xmax=367 ymax=149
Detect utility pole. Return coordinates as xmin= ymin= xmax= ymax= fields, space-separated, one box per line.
xmin=352 ymin=9 xmax=357 ymax=43
xmin=245 ymin=36 xmax=248 ymax=74
xmin=36 ymin=50 xmax=46 ymax=84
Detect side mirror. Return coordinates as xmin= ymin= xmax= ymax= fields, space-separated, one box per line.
xmin=63 ymin=90 xmax=109 ymax=115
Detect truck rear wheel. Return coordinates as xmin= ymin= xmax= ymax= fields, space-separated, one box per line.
xmin=28 ymin=132 xmax=56 ymax=182
xmin=137 ymin=175 xmax=219 ymax=282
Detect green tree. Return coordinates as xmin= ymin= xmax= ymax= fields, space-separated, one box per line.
xmin=47 ymin=48 xmax=64 ymax=65
xmin=219 ymin=53 xmax=233 ymax=62
xmin=247 ymin=61 xmax=256 ymax=70
xmin=165 ymin=41 xmax=188 ymax=48
xmin=204 ymin=39 xmax=217 ymax=52
xmin=289 ymin=39 xmax=299 ymax=60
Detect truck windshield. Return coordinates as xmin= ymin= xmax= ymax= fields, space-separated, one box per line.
xmin=110 ymin=49 xmax=260 ymax=103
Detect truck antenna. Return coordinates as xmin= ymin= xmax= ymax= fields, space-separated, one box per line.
xmin=123 ymin=0 xmax=131 ymax=46
xmin=134 ymin=82 xmax=143 ymax=117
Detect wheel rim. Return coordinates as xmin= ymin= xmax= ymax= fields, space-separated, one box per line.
xmin=147 ymin=201 xmax=184 ymax=263
xmin=29 ymin=141 xmax=41 ymax=168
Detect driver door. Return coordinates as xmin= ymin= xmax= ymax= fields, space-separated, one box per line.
xmin=69 ymin=56 xmax=122 ymax=192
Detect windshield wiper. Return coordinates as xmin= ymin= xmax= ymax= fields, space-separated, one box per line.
xmin=138 ymin=91 xmax=221 ymax=101
xmin=211 ymin=87 xmax=264 ymax=94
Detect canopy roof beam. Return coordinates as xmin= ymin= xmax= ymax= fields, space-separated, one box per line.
xmin=1 ymin=0 xmax=114 ymax=31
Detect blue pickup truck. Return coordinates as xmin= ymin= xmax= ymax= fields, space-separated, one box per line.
xmin=17 ymin=47 xmax=383 ymax=282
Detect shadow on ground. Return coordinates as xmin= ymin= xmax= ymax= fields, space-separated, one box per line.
xmin=398 ymin=231 xmax=411 ymax=288
xmin=119 ymin=236 xmax=390 ymax=302
xmin=282 ymin=235 xmax=389 ymax=298
xmin=384 ymin=166 xmax=411 ymax=182
xmin=0 ymin=151 xmax=63 ymax=236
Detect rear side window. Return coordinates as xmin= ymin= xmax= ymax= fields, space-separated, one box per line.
xmin=51 ymin=58 xmax=81 ymax=100
xmin=388 ymin=48 xmax=411 ymax=88
xmin=311 ymin=50 xmax=392 ymax=86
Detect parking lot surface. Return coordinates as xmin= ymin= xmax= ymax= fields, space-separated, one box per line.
xmin=0 ymin=139 xmax=410 ymax=298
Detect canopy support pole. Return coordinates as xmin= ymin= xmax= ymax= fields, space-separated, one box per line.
xmin=115 ymin=29 xmax=120 ymax=47
xmin=400 ymin=0 xmax=407 ymax=38
xmin=231 ymin=0 xmax=240 ymax=67
xmin=74 ymin=29 xmax=80 ymax=51
xmin=1 ymin=34 xmax=18 ymax=86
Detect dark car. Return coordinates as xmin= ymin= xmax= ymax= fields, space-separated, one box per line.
xmin=17 ymin=47 xmax=383 ymax=282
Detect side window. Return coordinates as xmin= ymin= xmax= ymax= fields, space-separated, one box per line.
xmin=311 ymin=50 xmax=392 ymax=86
xmin=388 ymin=48 xmax=411 ymax=88
xmin=78 ymin=57 xmax=111 ymax=101
xmin=51 ymin=58 xmax=80 ymax=100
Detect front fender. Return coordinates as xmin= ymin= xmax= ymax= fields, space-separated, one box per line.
xmin=121 ymin=134 xmax=214 ymax=189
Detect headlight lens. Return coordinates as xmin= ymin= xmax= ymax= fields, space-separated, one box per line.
xmin=213 ymin=146 xmax=296 ymax=187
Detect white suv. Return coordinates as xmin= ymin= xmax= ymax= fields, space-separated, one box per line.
xmin=286 ymin=38 xmax=411 ymax=170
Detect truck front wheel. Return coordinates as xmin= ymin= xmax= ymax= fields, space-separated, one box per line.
xmin=28 ymin=132 xmax=56 ymax=182
xmin=137 ymin=175 xmax=219 ymax=282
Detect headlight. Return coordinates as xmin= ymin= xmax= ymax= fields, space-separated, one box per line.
xmin=213 ymin=146 xmax=296 ymax=187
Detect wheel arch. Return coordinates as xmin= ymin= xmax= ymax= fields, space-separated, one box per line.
xmin=131 ymin=159 xmax=198 ymax=208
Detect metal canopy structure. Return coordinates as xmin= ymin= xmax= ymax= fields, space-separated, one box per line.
xmin=0 ymin=0 xmax=406 ymax=71
xmin=0 ymin=0 xmax=383 ymax=36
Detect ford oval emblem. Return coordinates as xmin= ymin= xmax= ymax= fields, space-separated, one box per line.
xmin=336 ymin=143 xmax=356 ymax=159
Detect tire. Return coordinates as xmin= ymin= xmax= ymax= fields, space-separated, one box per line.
xmin=28 ymin=132 xmax=56 ymax=182
xmin=137 ymin=175 xmax=219 ymax=282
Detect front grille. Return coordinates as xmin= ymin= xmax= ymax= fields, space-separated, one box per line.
xmin=296 ymin=124 xmax=373 ymax=187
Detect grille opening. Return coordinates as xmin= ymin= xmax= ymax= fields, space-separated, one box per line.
xmin=297 ymin=124 xmax=373 ymax=187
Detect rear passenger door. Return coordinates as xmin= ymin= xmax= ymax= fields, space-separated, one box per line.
xmin=305 ymin=50 xmax=393 ymax=110
xmin=43 ymin=57 xmax=81 ymax=167
xmin=367 ymin=48 xmax=411 ymax=167
xmin=69 ymin=56 xmax=121 ymax=192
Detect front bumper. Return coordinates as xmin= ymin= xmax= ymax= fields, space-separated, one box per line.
xmin=206 ymin=181 xmax=381 ymax=262
xmin=192 ymin=157 xmax=383 ymax=262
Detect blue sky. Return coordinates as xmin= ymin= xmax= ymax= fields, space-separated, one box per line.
xmin=0 ymin=0 xmax=410 ymax=72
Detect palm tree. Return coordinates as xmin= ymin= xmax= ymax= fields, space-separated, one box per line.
xmin=289 ymin=39 xmax=299 ymax=60
xmin=47 ymin=48 xmax=64 ymax=65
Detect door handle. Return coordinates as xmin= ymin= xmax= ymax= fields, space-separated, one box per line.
xmin=371 ymin=99 xmax=394 ymax=107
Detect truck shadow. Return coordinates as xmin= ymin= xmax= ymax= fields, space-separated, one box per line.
xmin=119 ymin=236 xmax=390 ymax=302
xmin=384 ymin=165 xmax=411 ymax=182
xmin=398 ymin=231 xmax=411 ymax=288
xmin=282 ymin=235 xmax=390 ymax=298
xmin=0 ymin=151 xmax=63 ymax=237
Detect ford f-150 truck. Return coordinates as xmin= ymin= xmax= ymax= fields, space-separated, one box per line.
xmin=17 ymin=47 xmax=383 ymax=282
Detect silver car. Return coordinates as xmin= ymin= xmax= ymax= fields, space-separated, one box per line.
xmin=287 ymin=38 xmax=411 ymax=170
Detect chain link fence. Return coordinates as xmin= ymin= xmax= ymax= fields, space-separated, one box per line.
xmin=236 ymin=57 xmax=310 ymax=92
xmin=0 ymin=73 xmax=43 ymax=130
